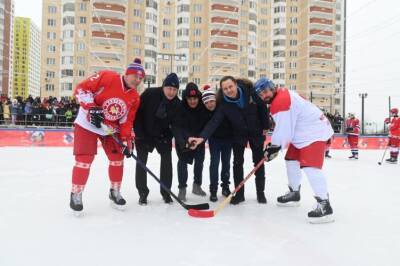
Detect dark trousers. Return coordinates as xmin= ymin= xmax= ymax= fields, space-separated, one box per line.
xmin=232 ymin=139 xmax=265 ymax=198
xmin=208 ymin=137 xmax=232 ymax=193
xmin=177 ymin=145 xmax=205 ymax=189
xmin=135 ymin=140 xmax=173 ymax=198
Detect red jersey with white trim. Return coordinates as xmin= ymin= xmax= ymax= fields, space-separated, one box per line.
xmin=73 ymin=70 xmax=140 ymax=140
xmin=270 ymin=88 xmax=333 ymax=149
xmin=345 ymin=118 xmax=360 ymax=136
xmin=389 ymin=117 xmax=400 ymax=137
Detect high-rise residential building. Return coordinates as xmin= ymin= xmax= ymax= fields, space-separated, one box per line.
xmin=40 ymin=0 xmax=344 ymax=113
xmin=0 ymin=0 xmax=14 ymax=97
xmin=12 ymin=17 xmax=41 ymax=98
xmin=256 ymin=0 xmax=343 ymax=114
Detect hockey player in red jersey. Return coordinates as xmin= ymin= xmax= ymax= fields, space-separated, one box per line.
xmin=345 ymin=113 xmax=360 ymax=159
xmin=69 ymin=59 xmax=144 ymax=215
xmin=385 ymin=108 xmax=400 ymax=163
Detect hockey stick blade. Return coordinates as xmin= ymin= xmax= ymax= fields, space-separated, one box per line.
xmin=188 ymin=209 xmax=215 ymax=218
xmin=107 ymin=131 xmax=210 ymax=211
xmin=184 ymin=203 xmax=210 ymax=211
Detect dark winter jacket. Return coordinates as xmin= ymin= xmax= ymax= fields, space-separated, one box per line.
xmin=134 ymin=87 xmax=181 ymax=151
xmin=172 ymin=83 xmax=209 ymax=163
xmin=204 ymin=108 xmax=233 ymax=140
xmin=199 ymin=79 xmax=270 ymax=146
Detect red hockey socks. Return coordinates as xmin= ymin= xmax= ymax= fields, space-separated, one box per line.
xmin=71 ymin=155 xmax=95 ymax=193
xmin=109 ymin=160 xmax=124 ymax=190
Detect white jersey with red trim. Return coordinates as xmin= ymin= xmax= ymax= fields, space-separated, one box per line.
xmin=270 ymin=88 xmax=334 ymax=149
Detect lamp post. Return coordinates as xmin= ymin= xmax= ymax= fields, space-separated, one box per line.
xmin=359 ymin=93 xmax=368 ymax=135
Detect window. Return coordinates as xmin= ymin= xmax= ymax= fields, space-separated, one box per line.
xmin=194 ymin=17 xmax=202 ymax=24
xmin=133 ymin=35 xmax=141 ymax=42
xmin=79 ymin=17 xmax=86 ymax=24
xmin=178 ymin=4 xmax=190 ymax=12
xmin=47 ymin=32 xmax=56 ymax=40
xmin=133 ymin=9 xmax=141 ymax=17
xmin=61 ymin=82 xmax=73 ymax=91
xmin=192 ymin=65 xmax=200 ymax=72
xmin=47 ymin=45 xmax=56 ymax=52
xmin=46 ymin=84 xmax=55 ymax=91
xmin=163 ymin=19 xmax=170 ymax=25
xmin=63 ymin=17 xmax=74 ymax=25
xmin=62 ymin=43 xmax=74 ymax=52
xmin=289 ymin=50 xmax=298 ymax=57
xmin=48 ymin=6 xmax=57 ymax=13
xmin=193 ymin=4 xmax=202 ymax=12
xmin=77 ymin=57 xmax=85 ymax=65
xmin=80 ymin=3 xmax=87 ymax=11
xmin=78 ymin=30 xmax=86 ymax=37
xmin=46 ymin=58 xmax=56 ymax=65
xmin=134 ymin=48 xmax=141 ymax=56
xmin=162 ymin=42 xmax=170 ymax=49
xmin=63 ymin=3 xmax=74 ymax=12
xmin=273 ymin=62 xmax=285 ymax=69
xmin=77 ymin=43 xmax=85 ymax=51
xmin=61 ymin=69 xmax=73 ymax=77
xmin=62 ymin=56 xmax=73 ymax=65
xmin=193 ymin=29 xmax=201 ymax=36
xmin=63 ymin=30 xmax=74 ymax=38
xmin=163 ymin=31 xmax=170 ymax=38
xmin=46 ymin=71 xmax=55 ymax=78
xmin=133 ymin=22 xmax=142 ymax=30
xmin=47 ymin=19 xmax=56 ymax=26
xmin=290 ymin=39 xmax=298 ymax=46
xmin=193 ymin=41 xmax=201 ymax=48
xmin=78 ymin=70 xmax=85 ymax=77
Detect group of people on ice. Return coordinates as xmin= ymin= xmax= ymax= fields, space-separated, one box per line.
xmin=67 ymin=59 xmax=399 ymax=223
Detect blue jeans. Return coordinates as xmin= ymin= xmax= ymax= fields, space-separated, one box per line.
xmin=208 ymin=137 xmax=232 ymax=193
xmin=177 ymin=146 xmax=205 ymax=189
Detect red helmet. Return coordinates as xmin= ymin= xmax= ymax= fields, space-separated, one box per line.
xmin=390 ymin=108 xmax=399 ymax=115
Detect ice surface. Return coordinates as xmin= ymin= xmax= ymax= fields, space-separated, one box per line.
xmin=0 ymin=148 xmax=399 ymax=266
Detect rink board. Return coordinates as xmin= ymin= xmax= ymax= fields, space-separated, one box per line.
xmin=0 ymin=128 xmax=389 ymax=149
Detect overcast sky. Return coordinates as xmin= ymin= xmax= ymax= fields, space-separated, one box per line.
xmin=14 ymin=0 xmax=400 ymax=127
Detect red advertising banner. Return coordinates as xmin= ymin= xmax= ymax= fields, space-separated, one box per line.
xmin=0 ymin=129 xmax=389 ymax=149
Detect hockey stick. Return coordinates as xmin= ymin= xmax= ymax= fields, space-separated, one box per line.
xmin=188 ymin=158 xmax=266 ymax=218
xmin=378 ymin=141 xmax=390 ymax=165
xmin=109 ymin=133 xmax=210 ymax=211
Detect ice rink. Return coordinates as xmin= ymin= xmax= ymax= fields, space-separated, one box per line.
xmin=0 ymin=147 xmax=399 ymax=266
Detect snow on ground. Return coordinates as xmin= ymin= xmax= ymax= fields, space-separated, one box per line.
xmin=0 ymin=147 xmax=399 ymax=266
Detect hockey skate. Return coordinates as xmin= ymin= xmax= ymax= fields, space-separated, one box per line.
xmin=277 ymin=186 xmax=301 ymax=207
xmin=109 ymin=188 xmax=126 ymax=211
xmin=70 ymin=192 xmax=84 ymax=217
xmin=308 ymin=197 xmax=334 ymax=224
xmin=385 ymin=157 xmax=398 ymax=164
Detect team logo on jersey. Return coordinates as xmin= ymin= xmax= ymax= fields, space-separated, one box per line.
xmin=102 ymin=98 xmax=127 ymax=121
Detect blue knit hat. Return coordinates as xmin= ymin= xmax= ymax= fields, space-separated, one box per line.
xmin=254 ymin=77 xmax=275 ymax=95
xmin=126 ymin=58 xmax=145 ymax=78
xmin=163 ymin=73 xmax=180 ymax=89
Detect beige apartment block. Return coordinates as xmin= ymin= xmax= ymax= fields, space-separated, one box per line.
xmin=40 ymin=0 xmax=343 ymax=113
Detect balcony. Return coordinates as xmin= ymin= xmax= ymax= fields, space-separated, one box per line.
xmin=211 ymin=16 xmax=239 ymax=26
xmin=92 ymin=30 xmax=125 ymax=40
xmin=92 ymin=17 xmax=125 ymax=26
xmin=310 ymin=17 xmax=333 ymax=25
xmin=211 ymin=4 xmax=238 ymax=12
xmin=93 ymin=2 xmax=126 ymax=13
xmin=310 ymin=52 xmax=333 ymax=60
xmin=210 ymin=42 xmax=238 ymax=51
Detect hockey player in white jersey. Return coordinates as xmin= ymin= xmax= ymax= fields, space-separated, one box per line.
xmin=255 ymin=77 xmax=334 ymax=223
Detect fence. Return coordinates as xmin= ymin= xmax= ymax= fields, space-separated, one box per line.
xmin=0 ymin=113 xmax=76 ymax=128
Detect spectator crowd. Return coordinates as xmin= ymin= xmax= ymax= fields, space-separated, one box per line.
xmin=0 ymin=95 xmax=79 ymax=127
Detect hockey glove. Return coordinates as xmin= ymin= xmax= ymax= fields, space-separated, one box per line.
xmin=121 ymin=140 xmax=134 ymax=158
xmin=89 ymin=107 xmax=104 ymax=128
xmin=263 ymin=143 xmax=281 ymax=161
